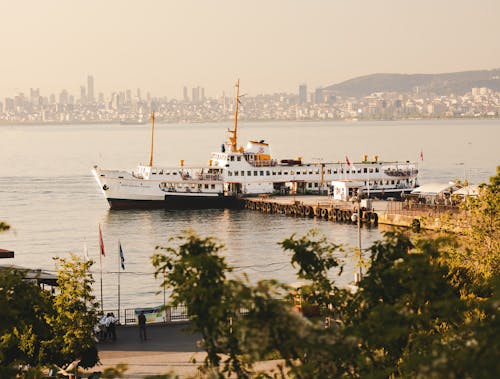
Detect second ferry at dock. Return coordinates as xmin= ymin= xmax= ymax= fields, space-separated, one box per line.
xmin=92 ymin=81 xmax=419 ymax=210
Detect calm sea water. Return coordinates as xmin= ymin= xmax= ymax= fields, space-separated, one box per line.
xmin=1 ymin=119 xmax=498 ymax=310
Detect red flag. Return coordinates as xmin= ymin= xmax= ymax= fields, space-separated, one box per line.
xmin=419 ymin=149 xmax=424 ymax=161
xmin=99 ymin=224 xmax=106 ymax=256
xmin=345 ymin=155 xmax=351 ymax=166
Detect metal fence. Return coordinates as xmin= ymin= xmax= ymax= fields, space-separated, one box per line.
xmin=385 ymin=201 xmax=461 ymax=217
xmin=103 ymin=305 xmax=189 ymax=326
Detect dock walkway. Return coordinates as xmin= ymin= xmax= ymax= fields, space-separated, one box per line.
xmin=242 ymin=195 xmax=380 ymax=225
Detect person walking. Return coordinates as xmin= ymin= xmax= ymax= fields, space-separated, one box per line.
xmin=138 ymin=311 xmax=147 ymax=341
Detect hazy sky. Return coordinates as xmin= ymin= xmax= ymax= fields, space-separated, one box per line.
xmin=1 ymin=0 xmax=499 ymax=99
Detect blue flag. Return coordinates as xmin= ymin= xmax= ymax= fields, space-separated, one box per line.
xmin=119 ymin=242 xmax=125 ymax=270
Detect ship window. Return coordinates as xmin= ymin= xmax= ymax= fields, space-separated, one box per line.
xmin=241 ymin=171 xmax=244 ymax=176
xmin=316 ymin=170 xmax=319 ymax=174
xmin=369 ymin=168 xmax=373 ymax=173
xmin=309 ymin=171 xmax=313 ymax=175
xmin=303 ymin=170 xmax=306 ymax=174
xmin=296 ymin=172 xmax=300 ymax=175
xmin=284 ymin=172 xmax=288 ymax=175
xmin=254 ymin=171 xmax=258 ymax=176
xmin=260 ymin=171 xmax=264 ymax=176
xmin=152 ymin=172 xmax=156 ymax=175
xmin=278 ymin=171 xmax=282 ymax=175
xmin=391 ymin=180 xmax=395 ymax=184
xmin=272 ymin=172 xmax=276 ymax=175
xmin=237 ymin=156 xmax=241 ymax=161
xmin=334 ymin=170 xmax=337 ymax=174
xmin=211 ymin=184 xmax=215 ymax=189
xmin=364 ymin=168 xmax=367 ymax=173
xmin=290 ymin=171 xmax=294 ymax=175
xmin=230 ymin=156 xmax=234 ymax=161
xmin=228 ymin=171 xmax=232 ymax=176
xmin=266 ymin=171 xmax=270 ymax=176
xmin=341 ymin=170 xmax=344 ymax=174
xmin=173 ymin=172 xmax=177 ymax=175
xmin=327 ymin=169 xmax=331 ymax=174
xmin=234 ymin=171 xmax=239 ymax=176
xmin=205 ymin=184 xmax=209 ymax=189
xmin=346 ymin=170 xmax=350 ymax=174
xmin=247 ymin=171 xmax=251 ymax=176
xmin=375 ymin=168 xmax=379 ymax=173
xmin=314 ymin=183 xmax=318 ymax=187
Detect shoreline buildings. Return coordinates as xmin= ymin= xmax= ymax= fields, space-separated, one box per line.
xmin=1 ymin=77 xmax=499 ymax=124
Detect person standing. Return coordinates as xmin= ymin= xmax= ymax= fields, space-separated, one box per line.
xmin=138 ymin=311 xmax=147 ymax=341
xmin=108 ymin=312 xmax=117 ymax=341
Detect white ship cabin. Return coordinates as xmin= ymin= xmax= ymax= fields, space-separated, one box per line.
xmin=332 ymin=180 xmax=364 ymax=201
xmin=133 ymin=164 xmax=224 ymax=182
xmin=208 ymin=141 xmax=419 ymax=196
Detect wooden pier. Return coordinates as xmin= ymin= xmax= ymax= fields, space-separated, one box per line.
xmin=241 ymin=195 xmax=464 ymax=231
xmin=241 ymin=195 xmax=379 ymax=225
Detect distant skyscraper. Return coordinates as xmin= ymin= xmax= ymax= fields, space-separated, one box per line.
xmin=201 ymin=87 xmax=205 ymax=102
xmin=298 ymin=84 xmax=307 ymax=104
xmin=30 ymin=88 xmax=40 ymax=105
xmin=192 ymin=87 xmax=200 ymax=103
xmin=59 ymin=89 xmax=69 ymax=105
xmin=80 ymin=86 xmax=86 ymax=104
xmin=314 ymin=87 xmax=324 ymax=104
xmin=183 ymin=86 xmax=189 ymax=102
xmin=87 ymin=75 xmax=94 ymax=103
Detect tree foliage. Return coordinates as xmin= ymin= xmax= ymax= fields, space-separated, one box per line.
xmin=154 ymin=223 xmax=499 ymax=378
xmin=439 ymin=166 xmax=500 ymax=295
xmin=45 ymin=254 xmax=99 ymax=368
xmin=0 ymin=254 xmax=99 ymax=375
xmin=152 ymin=230 xmax=239 ymax=376
xmin=0 ymin=268 xmax=53 ymax=374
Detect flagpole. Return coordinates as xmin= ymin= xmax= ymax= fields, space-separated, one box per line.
xmin=99 ymin=224 xmax=104 ymax=314
xmin=118 ymin=240 xmax=121 ymax=324
xmin=99 ymin=240 xmax=103 ymax=314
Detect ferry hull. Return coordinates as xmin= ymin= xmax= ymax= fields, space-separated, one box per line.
xmin=107 ymin=195 xmax=240 ymax=210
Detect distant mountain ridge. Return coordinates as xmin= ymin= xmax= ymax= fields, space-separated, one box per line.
xmin=324 ymin=69 xmax=500 ymax=97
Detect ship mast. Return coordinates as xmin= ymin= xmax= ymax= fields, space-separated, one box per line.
xmin=228 ymin=79 xmax=240 ymax=152
xmin=148 ymin=111 xmax=155 ymax=166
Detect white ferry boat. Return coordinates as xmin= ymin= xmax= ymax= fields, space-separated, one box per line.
xmin=92 ymin=81 xmax=419 ymax=209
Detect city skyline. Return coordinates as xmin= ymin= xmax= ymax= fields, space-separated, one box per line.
xmin=1 ymin=0 xmax=499 ymax=99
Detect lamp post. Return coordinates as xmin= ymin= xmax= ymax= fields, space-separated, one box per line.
xmin=354 ymin=195 xmax=363 ymax=284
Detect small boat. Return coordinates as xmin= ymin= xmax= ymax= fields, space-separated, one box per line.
xmin=92 ymin=81 xmax=419 ymax=209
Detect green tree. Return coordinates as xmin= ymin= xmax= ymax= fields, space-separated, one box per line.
xmin=43 ymin=254 xmax=99 ymax=368
xmin=0 ymin=268 xmax=53 ymax=376
xmin=440 ymin=166 xmax=500 ymax=295
xmin=152 ymin=231 xmax=242 ymax=377
xmin=280 ymin=230 xmax=342 ymax=312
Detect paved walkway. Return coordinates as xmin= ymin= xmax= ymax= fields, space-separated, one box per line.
xmin=95 ymin=322 xmax=205 ymax=378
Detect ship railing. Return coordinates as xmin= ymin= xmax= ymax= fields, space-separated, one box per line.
xmin=250 ymin=159 xmax=278 ymax=167
xmin=384 ymin=169 xmax=419 ymax=177
xmin=194 ymin=174 xmax=223 ymax=181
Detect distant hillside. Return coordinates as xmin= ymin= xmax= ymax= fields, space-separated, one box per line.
xmin=324 ymin=69 xmax=500 ymax=97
